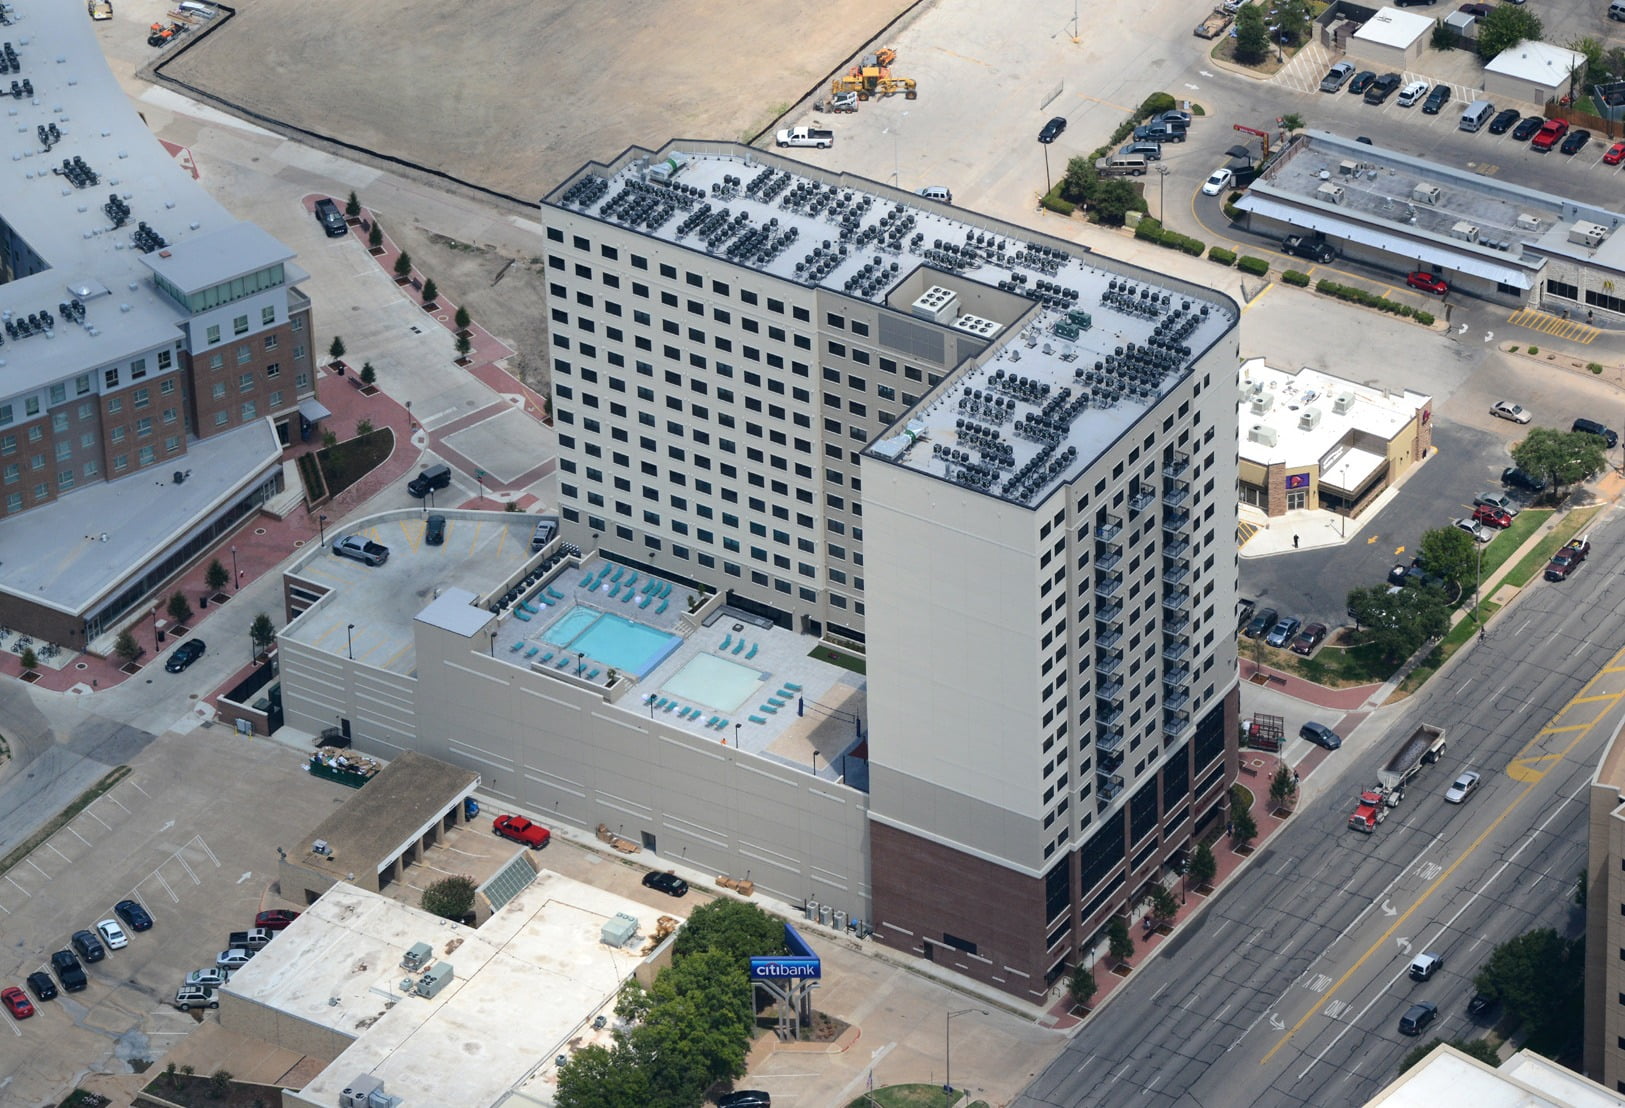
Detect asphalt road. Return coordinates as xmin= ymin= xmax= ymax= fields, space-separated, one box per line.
xmin=1016 ymin=508 xmax=1625 ymax=1106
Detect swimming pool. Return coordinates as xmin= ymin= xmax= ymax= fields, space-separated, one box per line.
xmin=662 ymin=652 xmax=765 ymax=712
xmin=542 ymin=607 xmax=681 ymax=679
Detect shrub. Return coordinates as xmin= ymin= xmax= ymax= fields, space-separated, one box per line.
xmin=1208 ymin=246 xmax=1236 ymax=266
xmin=1135 ymin=216 xmax=1165 ymax=243
xmin=1282 ymin=269 xmax=1310 ymax=286
xmin=1139 ymin=91 xmax=1177 ymax=116
xmin=1528 ymin=346 xmax=1538 ymax=355
xmin=1415 ymin=311 xmax=1435 ymax=326
xmin=1237 ymin=255 xmax=1270 ymax=276
xmin=1589 ymin=362 xmax=1604 ymax=374
xmin=422 ymin=875 xmax=478 ymax=920
xmin=1041 ymin=186 xmax=1076 ymax=216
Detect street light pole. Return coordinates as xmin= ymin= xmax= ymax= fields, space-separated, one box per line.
xmin=945 ymin=1008 xmax=988 ymax=1093
xmin=346 ymin=623 xmax=355 ymax=660
xmin=230 ymin=545 xmax=239 ymax=592
xmin=317 ymin=513 xmax=327 ymax=545
xmin=1157 ymin=164 xmax=1170 ymax=221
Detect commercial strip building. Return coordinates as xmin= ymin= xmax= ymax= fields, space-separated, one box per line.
xmin=1237 ymin=358 xmax=1431 ymax=520
xmin=0 ymin=0 xmax=317 ymax=645
xmin=1366 ymin=1043 xmax=1625 ymax=1107
xmin=1236 ymin=131 xmax=1625 ymax=320
xmin=279 ymin=141 xmax=1242 ymax=1000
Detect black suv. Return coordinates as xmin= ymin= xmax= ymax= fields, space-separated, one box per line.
xmin=1573 ymin=418 xmax=1619 ymax=448
xmin=1502 ymin=465 xmax=1547 ymax=493
xmin=1243 ymin=606 xmax=1278 ymax=639
xmin=51 ymin=950 xmax=87 ymax=992
xmin=1511 ymin=116 xmax=1544 ymax=142
xmin=1423 ymin=85 xmax=1453 ymax=115
xmin=72 ymin=929 xmax=106 ymax=963
xmin=1282 ymin=235 xmax=1335 ymax=263
xmin=1364 ymin=73 xmax=1402 ymax=104
xmin=1488 ymin=107 xmax=1521 ymax=133
xmin=313 ymin=198 xmax=347 ymax=238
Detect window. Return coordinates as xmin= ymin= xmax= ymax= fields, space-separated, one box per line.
xmin=241 ymin=401 xmax=257 ymax=421
xmin=212 ymin=382 xmax=226 ymax=400
xmin=264 ymin=334 xmax=279 ymax=350
xmin=160 ymin=379 xmax=176 ymax=396
xmin=209 ymin=354 xmax=224 ymax=370
xmin=237 ymin=345 xmax=252 ymax=365
xmin=138 ymin=445 xmax=155 ymax=466
xmin=133 ymin=388 xmax=151 ymax=409
xmin=206 ymin=324 xmax=221 ymax=344
xmin=239 ymin=373 xmax=255 ymax=393
xmin=105 ymin=368 xmax=120 ymax=389
xmin=233 ymin=314 xmax=249 ymax=336
xmin=135 ymin=417 xmax=152 ymax=437
xmin=107 ymin=397 xmax=122 ymax=414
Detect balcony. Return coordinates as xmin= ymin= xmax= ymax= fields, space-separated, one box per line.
xmin=1162 ymin=711 xmax=1192 ymax=739
xmin=1162 ymin=636 xmax=1190 ymax=662
xmin=1097 ymin=702 xmax=1124 ymax=728
xmin=1098 ymin=625 xmax=1123 ymax=651
xmin=1164 ymin=609 xmax=1190 ymax=633
xmin=1163 ymin=452 xmax=1190 ymax=479
xmin=1096 ymin=544 xmax=1123 ymax=572
xmin=1162 ymin=509 xmax=1191 ymax=533
xmin=1162 ymin=588 xmax=1191 ymax=612
xmin=1162 ymin=480 xmax=1190 ymax=508
xmin=1164 ymin=687 xmax=1190 ymax=712
xmin=1098 ymin=678 xmax=1124 ymax=703
xmin=1096 ymin=727 xmax=1126 ymax=755
xmin=1097 ymin=772 xmax=1126 ymax=808
xmin=1129 ymin=488 xmax=1156 ymax=513
xmin=1096 ymin=600 xmax=1123 ymax=627
xmin=1098 ymin=746 xmax=1124 ymax=772
xmin=1096 ymin=650 xmax=1123 ymax=676
xmin=1164 ymin=559 xmax=1190 ymax=586
xmin=1098 ymin=514 xmax=1124 ymax=542
xmin=1095 ymin=573 xmax=1123 ymax=599
xmin=1164 ymin=663 xmax=1191 ymax=686
xmin=1164 ymin=536 xmax=1191 ymax=559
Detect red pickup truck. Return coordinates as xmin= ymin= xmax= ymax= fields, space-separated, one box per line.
xmin=493 ymin=814 xmax=550 ymax=849
xmin=1544 ymin=535 xmax=1590 ymax=581
xmin=1530 ymin=119 xmax=1569 ymax=151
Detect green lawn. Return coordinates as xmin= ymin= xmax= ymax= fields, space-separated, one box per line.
xmin=1477 ymin=508 xmax=1552 ymax=580
xmin=1500 ymin=507 xmax=1597 ymax=588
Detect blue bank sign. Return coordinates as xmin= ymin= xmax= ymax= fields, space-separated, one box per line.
xmin=748 ymin=922 xmax=822 ymax=980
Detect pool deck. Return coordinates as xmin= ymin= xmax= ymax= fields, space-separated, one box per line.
xmin=494 ymin=556 xmax=867 ymax=779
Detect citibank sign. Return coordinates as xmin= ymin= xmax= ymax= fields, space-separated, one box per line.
xmin=749 ymin=956 xmax=822 ymax=980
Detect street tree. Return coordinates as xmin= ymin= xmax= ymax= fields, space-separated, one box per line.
xmin=455 ymin=332 xmax=473 ymax=361
xmin=1473 ymin=927 xmax=1584 ymax=1050
xmin=1232 ymin=804 xmax=1258 ymax=850
xmin=1346 ymin=584 xmax=1450 ymax=665
xmin=205 ymin=558 xmax=229 ymax=593
xmin=1399 ymin=1037 xmax=1501 ymax=1074
xmin=1092 ymin=179 xmax=1145 ymax=225
xmin=1478 ymin=5 xmax=1543 ymax=60
xmin=1269 ymin=763 xmax=1297 ymax=808
xmin=167 ymin=592 xmax=193 ymax=626
xmin=1279 ymin=113 xmax=1305 ymax=134
xmin=344 ymin=191 xmax=361 ymax=219
xmin=1419 ymin=525 xmax=1476 ymax=595
xmin=1234 ymin=3 xmax=1270 ymax=64
xmin=554 ymin=1042 xmax=651 ymax=1108
xmin=1107 ymin=916 xmax=1135 ymax=966
xmin=367 ymin=223 xmax=384 ymax=251
xmin=250 ymin=613 xmax=277 ymax=656
xmin=1148 ymin=882 xmax=1179 ymax=922
xmin=1069 ymin=963 xmax=1098 ymax=1009
xmin=672 ymin=898 xmax=785 ymax=962
xmin=421 ymin=875 xmax=477 ymax=920
xmin=1189 ymin=841 xmax=1217 ymax=889
xmin=360 ymin=361 xmax=378 ymax=387
xmin=20 ymin=646 xmax=37 ymax=672
xmin=1270 ymin=0 xmax=1314 ymax=47
xmin=1062 ymin=154 xmax=1096 ymax=205
xmin=115 ymin=630 xmax=141 ymax=664
xmin=1510 ymin=427 xmax=1607 ymax=499
xmin=454 ymin=305 xmax=472 ymax=334
xmin=327 ymin=335 xmax=346 ymax=364
xmin=394 ymin=251 xmax=413 ymax=281
xmin=421 ymin=277 xmax=438 ymax=305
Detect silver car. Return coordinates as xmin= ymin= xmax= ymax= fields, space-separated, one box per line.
xmin=173 ymin=985 xmax=218 ymax=1011
xmin=1444 ymin=770 xmax=1481 ymax=803
xmin=185 ymin=968 xmax=230 ymax=989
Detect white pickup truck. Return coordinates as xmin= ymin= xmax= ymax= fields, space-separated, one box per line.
xmin=775 ymin=126 xmax=834 ymax=149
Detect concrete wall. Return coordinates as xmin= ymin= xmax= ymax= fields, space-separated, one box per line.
xmin=219 ymin=994 xmax=353 ymax=1064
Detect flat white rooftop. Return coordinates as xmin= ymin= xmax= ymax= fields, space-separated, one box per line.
xmin=1366 ymin=1044 xmax=1625 ymax=1107
xmin=246 ymin=876 xmax=673 ymax=1108
xmin=1353 ymin=7 xmax=1432 ymax=49
xmin=1236 ymin=358 xmax=1428 ymax=469
xmin=545 ymin=142 xmax=1236 ymax=507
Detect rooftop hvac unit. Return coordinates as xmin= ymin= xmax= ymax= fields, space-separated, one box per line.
xmin=1568 ymin=220 xmax=1610 ymax=248
xmin=1516 ymin=212 xmax=1542 ymax=232
xmin=1450 ymin=220 xmax=1480 ymax=244
xmin=1249 ymin=392 xmax=1275 ymax=415
xmin=911 ymin=284 xmax=958 ymax=322
xmin=953 ymin=313 xmax=999 ymax=338
xmin=1332 ymin=391 xmax=1355 ymax=414
xmin=1411 ymin=183 xmax=1442 ymax=206
xmin=1338 ymin=159 xmax=1361 ymax=177
xmin=1317 ymin=183 xmax=1345 ymax=206
xmin=601 ymin=912 xmax=639 ymax=947
xmin=400 ymin=942 xmax=432 ymax=972
xmin=340 ymin=1075 xmax=402 ymax=1108
xmin=1248 ymin=425 xmax=1279 ymax=447
xmin=1250 ymin=381 xmax=1265 ymax=397
xmin=1299 ymin=407 xmax=1323 ymax=430
xmin=414 ymin=961 xmax=454 ymax=998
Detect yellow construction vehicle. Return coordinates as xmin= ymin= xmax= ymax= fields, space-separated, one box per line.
xmin=828 ymin=46 xmax=918 ymax=101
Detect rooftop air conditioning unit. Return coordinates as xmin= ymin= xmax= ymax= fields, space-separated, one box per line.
xmin=1332 ymin=392 xmax=1355 ymax=414
xmin=414 ymin=960 xmax=454 ymax=998
xmin=1516 ymin=212 xmax=1542 ymax=232
xmin=1450 ymin=220 xmax=1480 ymax=244
xmin=1249 ymin=392 xmax=1275 ymax=415
xmin=1248 ymin=425 xmax=1279 ymax=447
xmin=1411 ymin=183 xmax=1442 ymax=206
xmin=911 ymin=285 xmax=958 ymax=322
xmin=1338 ymin=159 xmax=1361 ymax=177
xmin=1317 ymin=183 xmax=1345 ymax=206
xmin=953 ymin=312 xmax=999 ymax=338
xmin=1568 ymin=220 xmax=1609 ymax=248
xmin=1299 ymin=408 xmax=1323 ymax=430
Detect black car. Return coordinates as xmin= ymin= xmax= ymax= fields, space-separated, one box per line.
xmin=1468 ymin=992 xmax=1499 ymax=1019
xmin=1243 ymin=606 xmax=1278 ymax=639
xmin=1038 ymin=116 xmax=1067 ymax=144
xmin=1488 ymin=107 xmax=1521 ymax=134
xmin=1300 ymin=721 xmax=1342 ymax=750
xmin=26 ymin=971 xmax=57 ymax=1002
xmin=1398 ymin=1001 xmax=1438 ymax=1036
xmin=114 ymin=899 xmax=153 ymax=932
xmin=71 ymin=929 xmax=106 ymax=963
xmin=1282 ymin=234 xmax=1335 ymax=263
xmin=1364 ymin=73 xmax=1402 ymax=104
xmin=164 ymin=638 xmax=206 ymax=673
xmin=424 ymin=514 xmax=446 ymax=546
xmin=51 ymin=950 xmax=87 ymax=992
xmin=716 ymin=1094 xmax=772 ymax=1108
xmin=1502 ymin=465 xmax=1547 ymax=493
xmin=313 ymin=197 xmax=347 ymax=238
xmin=1561 ymin=128 xmax=1592 ymax=155
xmin=1511 ymin=116 xmax=1545 ymax=142
xmin=641 ymin=871 xmax=689 ymax=897
xmin=1573 ymin=418 xmax=1619 ymax=448
xmin=1348 ymin=70 xmax=1377 ymax=94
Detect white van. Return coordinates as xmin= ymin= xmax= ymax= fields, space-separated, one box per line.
xmin=1397 ymin=80 xmax=1429 ymax=108
xmin=1459 ymin=100 xmax=1495 ymax=132
xmin=1611 ymin=0 xmax=1625 ymax=22
xmin=916 ymin=186 xmax=953 ymax=204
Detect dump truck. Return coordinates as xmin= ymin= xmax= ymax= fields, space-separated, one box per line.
xmin=775 ymin=127 xmax=834 ymax=149
xmin=1348 ymin=790 xmax=1389 ymax=833
xmin=307 ymin=747 xmax=380 ymax=788
xmin=1194 ymin=7 xmax=1233 ymax=37
xmin=1376 ymin=724 xmax=1447 ymax=800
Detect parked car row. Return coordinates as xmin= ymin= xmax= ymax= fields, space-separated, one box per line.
xmin=7 ymin=900 xmax=155 ymax=1019
xmin=1241 ymin=606 xmax=1329 ymax=657
xmin=173 ymin=910 xmax=301 ymax=1012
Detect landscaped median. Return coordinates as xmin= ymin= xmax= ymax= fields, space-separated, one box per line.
xmin=1315 ymin=279 xmax=1437 ymax=327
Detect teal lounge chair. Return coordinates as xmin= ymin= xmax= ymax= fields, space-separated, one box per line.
xmin=656 ymin=598 xmax=669 ymax=614
xmin=783 ymin=682 xmax=802 ymax=692
xmin=580 ymin=576 xmax=593 ymax=588
xmin=732 ymin=639 xmax=745 ymax=655
xmin=749 ymin=715 xmax=767 ymax=725
xmin=768 ymin=697 xmax=785 ymax=708
xmin=609 ymin=583 xmax=621 ymax=598
xmin=540 ymin=651 xmax=554 ymax=663
xmin=525 ymin=646 xmax=540 ymax=658
xmin=514 ymin=609 xmax=532 ymax=622
xmin=610 ymin=566 xmax=624 ymax=583
xmin=547 ymin=587 xmax=565 ymax=600
xmin=509 ymin=641 xmax=523 ymax=653
xmin=717 ymin=718 xmax=729 ymax=729
xmin=656 ymin=697 xmax=668 ymax=709
xmin=720 ymin=634 xmax=732 ymax=650
xmin=625 ymin=571 xmax=638 ymax=588
xmin=745 ymin=644 xmax=758 ymax=660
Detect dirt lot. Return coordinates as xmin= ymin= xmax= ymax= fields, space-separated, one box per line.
xmin=149 ymin=0 xmax=922 ymax=389
xmin=157 ymin=0 xmax=922 ymax=201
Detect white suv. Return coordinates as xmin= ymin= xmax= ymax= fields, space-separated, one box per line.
xmin=173 ymin=985 xmax=218 ymax=1011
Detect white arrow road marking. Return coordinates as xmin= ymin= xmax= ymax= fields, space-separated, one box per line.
xmin=1381 ymin=899 xmax=1397 ymax=916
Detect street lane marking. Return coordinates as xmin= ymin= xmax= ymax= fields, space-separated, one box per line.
xmin=1260 ymin=649 xmax=1625 ymax=1067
